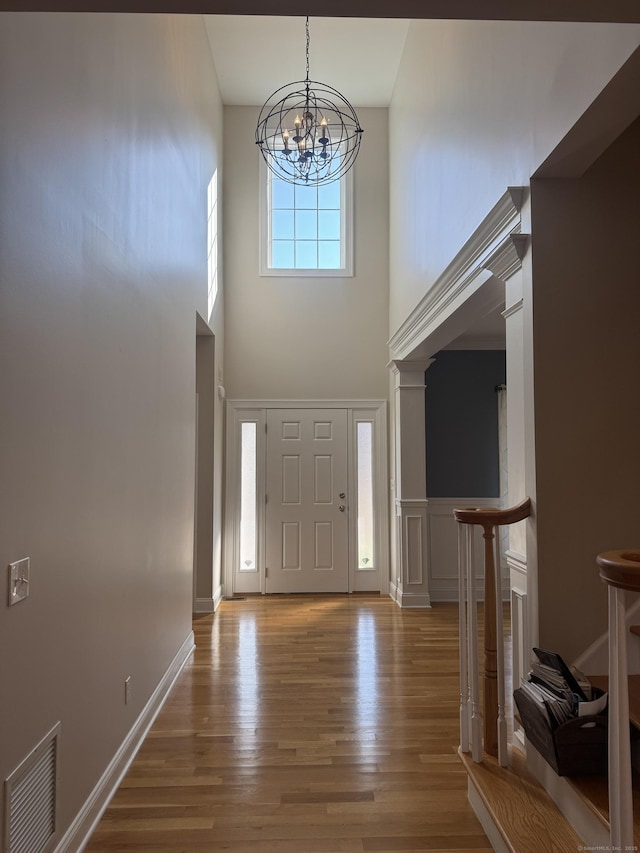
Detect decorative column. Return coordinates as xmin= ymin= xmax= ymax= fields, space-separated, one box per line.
xmin=484 ymin=226 xmax=531 ymax=746
xmin=390 ymin=359 xmax=433 ymax=608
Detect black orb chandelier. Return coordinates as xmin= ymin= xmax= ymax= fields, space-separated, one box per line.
xmin=255 ymin=17 xmax=363 ymax=186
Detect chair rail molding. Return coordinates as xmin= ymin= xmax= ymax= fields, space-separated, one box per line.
xmin=427 ymin=497 xmax=506 ymax=602
xmin=501 ymin=298 xmax=524 ymax=321
xmin=388 ymin=187 xmax=526 ymax=361
xmin=505 ymin=549 xmax=527 ymax=576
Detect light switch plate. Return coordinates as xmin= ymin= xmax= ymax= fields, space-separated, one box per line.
xmin=8 ymin=557 xmax=30 ymax=606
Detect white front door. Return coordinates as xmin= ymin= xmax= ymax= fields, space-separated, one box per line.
xmin=265 ymin=408 xmax=349 ymax=593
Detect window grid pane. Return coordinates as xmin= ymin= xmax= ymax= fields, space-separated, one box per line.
xmin=318 ymin=241 xmax=340 ymax=269
xmin=239 ymin=423 xmax=258 ymax=572
xmin=318 ymin=181 xmax=340 ymax=209
xmin=294 ymin=184 xmax=317 ymax=209
xmin=272 ymin=180 xmax=294 ymax=208
xmin=269 ymin=173 xmax=343 ymax=271
xmin=295 ymin=209 xmax=318 ymax=240
xmin=295 ymin=240 xmax=318 ymax=269
xmin=273 ymin=209 xmax=294 ymax=240
xmin=356 ymin=422 xmax=375 ymax=570
xmin=318 ymin=210 xmax=340 ymax=240
xmin=272 ymin=240 xmax=295 ymax=268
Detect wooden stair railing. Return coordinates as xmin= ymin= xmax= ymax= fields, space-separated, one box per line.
xmin=597 ymin=548 xmax=640 ymax=852
xmin=454 ymin=498 xmax=531 ymax=766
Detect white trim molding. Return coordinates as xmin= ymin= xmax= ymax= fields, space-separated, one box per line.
xmin=225 ymin=399 xmax=389 ymax=598
xmin=259 ymin=157 xmax=354 ymax=278
xmin=228 ymin=398 xmax=387 ymax=409
xmin=505 ymin=549 xmax=527 ymax=577
xmin=388 ymin=187 xmax=526 ymax=361
xmin=501 ymin=298 xmax=524 ymax=321
xmin=193 ymin=585 xmax=224 ymax=614
xmin=482 ymin=232 xmax=529 ymax=283
xmin=467 ymin=780 xmax=511 ymax=853
xmin=393 ymin=499 xmax=431 ymax=608
xmin=389 ymin=361 xmax=432 ymax=608
xmin=54 ymin=632 xmax=195 ymax=853
xmin=194 ymin=597 xmax=215 ymax=614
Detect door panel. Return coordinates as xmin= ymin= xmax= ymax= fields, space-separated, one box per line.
xmin=265 ymin=409 xmax=348 ymax=593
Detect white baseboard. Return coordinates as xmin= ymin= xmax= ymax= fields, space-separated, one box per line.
xmin=525 ymin=742 xmax=609 ymax=848
xmin=55 ymin=631 xmax=195 ymax=853
xmin=389 ymin=580 xmax=432 ymax=608
xmin=395 ymin=591 xmax=432 ymax=608
xmin=467 ymin=779 xmax=510 ymax=853
xmin=194 ymin=586 xmax=224 ymax=614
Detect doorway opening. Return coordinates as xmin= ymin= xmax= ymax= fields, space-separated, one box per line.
xmin=225 ymin=400 xmax=388 ymax=597
xmin=194 ymin=313 xmax=215 ymax=611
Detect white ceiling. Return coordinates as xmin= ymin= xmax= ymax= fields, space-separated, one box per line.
xmin=204 ymin=16 xmax=410 ymax=107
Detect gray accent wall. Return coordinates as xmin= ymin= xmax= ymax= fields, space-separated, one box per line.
xmin=426 ymin=350 xmax=506 ymax=498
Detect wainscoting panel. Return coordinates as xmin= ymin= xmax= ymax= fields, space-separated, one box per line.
xmin=427 ymin=497 xmax=508 ymax=602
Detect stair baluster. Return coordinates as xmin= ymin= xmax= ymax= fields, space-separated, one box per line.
xmin=467 ymin=523 xmax=482 ymax=762
xmin=458 ymin=523 xmax=470 ymax=754
xmin=494 ymin=526 xmax=507 ymax=768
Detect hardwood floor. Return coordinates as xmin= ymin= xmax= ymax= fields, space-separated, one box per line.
xmin=85 ymin=595 xmax=492 ymax=852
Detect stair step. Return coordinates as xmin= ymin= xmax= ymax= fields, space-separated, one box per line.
xmin=567 ymin=673 xmax=640 ymax=842
xmin=589 ymin=673 xmax=640 ymax=730
xmin=566 ymin=770 xmax=640 ymax=839
xmin=460 ymin=746 xmax=584 ymax=852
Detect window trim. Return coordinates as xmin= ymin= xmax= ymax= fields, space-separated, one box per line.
xmin=258 ymin=156 xmax=354 ymax=278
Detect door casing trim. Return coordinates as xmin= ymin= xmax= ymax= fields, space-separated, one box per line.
xmin=225 ymin=399 xmax=389 ymax=597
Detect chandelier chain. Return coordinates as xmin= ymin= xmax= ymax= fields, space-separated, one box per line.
xmin=305 ymin=16 xmax=310 ymax=82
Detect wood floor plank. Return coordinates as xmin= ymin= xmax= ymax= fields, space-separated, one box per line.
xmin=85 ymin=596 xmax=493 ymax=853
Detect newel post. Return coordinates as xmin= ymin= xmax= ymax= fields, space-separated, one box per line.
xmin=454 ymin=499 xmax=530 ymax=763
xmin=481 ymin=520 xmax=499 ymax=757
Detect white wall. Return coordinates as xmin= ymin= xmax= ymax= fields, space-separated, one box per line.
xmin=0 ymin=12 xmax=223 ymax=845
xmin=531 ymin=118 xmax=640 ymax=662
xmin=389 ymin=20 xmax=640 ymax=335
xmin=223 ymin=106 xmax=390 ymax=402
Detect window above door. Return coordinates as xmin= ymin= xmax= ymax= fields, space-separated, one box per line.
xmin=259 ymin=157 xmax=354 ymax=277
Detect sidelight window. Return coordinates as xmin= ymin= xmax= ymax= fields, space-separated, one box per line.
xmin=356 ymin=421 xmax=375 ymax=570
xmin=239 ymin=422 xmax=257 ymax=572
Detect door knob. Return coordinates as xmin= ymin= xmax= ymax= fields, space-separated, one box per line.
xmin=339 ymin=505 xmax=345 ymax=512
